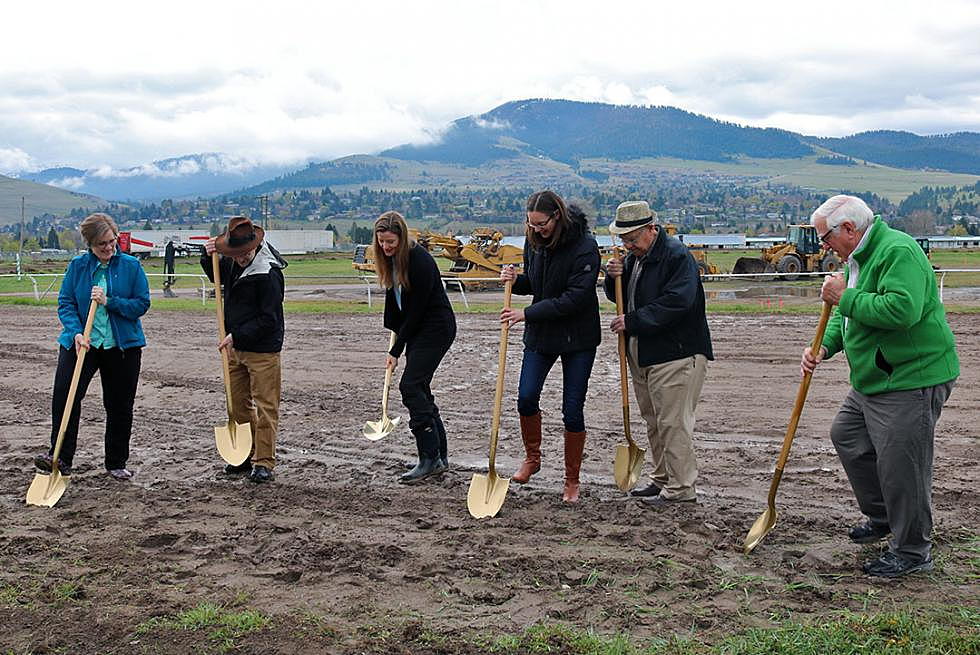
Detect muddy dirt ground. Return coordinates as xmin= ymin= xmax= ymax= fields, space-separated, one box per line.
xmin=0 ymin=300 xmax=977 ymax=653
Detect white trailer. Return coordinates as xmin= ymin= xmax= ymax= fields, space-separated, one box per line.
xmin=118 ymin=229 xmax=333 ymax=257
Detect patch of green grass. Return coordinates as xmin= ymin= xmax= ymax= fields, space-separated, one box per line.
xmin=715 ymin=608 xmax=979 ymax=655
xmin=51 ymin=581 xmax=85 ymax=603
xmin=0 ymin=582 xmax=23 ymax=606
xmin=138 ymin=602 xmax=268 ymax=654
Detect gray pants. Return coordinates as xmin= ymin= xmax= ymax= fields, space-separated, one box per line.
xmin=830 ymin=380 xmax=955 ymax=562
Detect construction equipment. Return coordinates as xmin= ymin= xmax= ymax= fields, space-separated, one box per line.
xmin=744 ymin=301 xmax=832 ymax=554
xmin=362 ymin=332 xmax=401 ymax=441
xmin=467 ymin=280 xmax=513 ymax=519
xmin=732 ymin=225 xmax=841 ymax=279
xmin=212 ymin=252 xmax=253 ymax=466
xmin=26 ymin=301 xmax=97 ymax=507
xmin=353 ymin=228 xmax=523 ymax=287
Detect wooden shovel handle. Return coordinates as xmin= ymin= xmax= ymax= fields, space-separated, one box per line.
xmin=50 ymin=300 xmax=98 ymax=465
xmin=381 ymin=332 xmax=397 ymax=412
xmin=613 ymin=268 xmax=635 ymax=447
xmin=212 ymin=252 xmax=235 ymax=414
xmin=487 ymin=280 xmax=512 ymax=470
xmin=768 ymin=301 xmax=833 ymax=497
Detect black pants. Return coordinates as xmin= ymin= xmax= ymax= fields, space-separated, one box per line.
xmin=399 ymin=329 xmax=455 ymax=433
xmin=49 ymin=345 xmax=143 ymax=470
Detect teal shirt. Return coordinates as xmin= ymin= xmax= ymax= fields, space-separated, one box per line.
xmin=89 ymin=264 xmax=116 ymax=349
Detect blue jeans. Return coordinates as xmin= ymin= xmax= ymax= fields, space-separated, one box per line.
xmin=517 ymin=348 xmax=596 ymax=432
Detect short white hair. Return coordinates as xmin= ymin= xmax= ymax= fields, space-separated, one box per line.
xmin=810 ymin=195 xmax=874 ymax=232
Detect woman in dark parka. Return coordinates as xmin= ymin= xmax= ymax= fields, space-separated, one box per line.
xmin=499 ymin=190 xmax=601 ymax=503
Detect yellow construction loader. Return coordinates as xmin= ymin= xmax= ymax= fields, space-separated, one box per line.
xmin=352 ymin=228 xmax=523 ymax=287
xmin=732 ymin=224 xmax=841 ymax=279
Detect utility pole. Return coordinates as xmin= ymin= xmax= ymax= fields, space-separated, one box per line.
xmin=17 ymin=196 xmax=25 ymax=277
xmin=258 ymin=194 xmax=270 ymax=230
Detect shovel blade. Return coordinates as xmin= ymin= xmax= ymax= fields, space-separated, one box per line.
xmin=613 ymin=442 xmax=645 ymax=492
xmin=26 ymin=470 xmax=70 ymax=507
xmin=215 ymin=421 xmax=252 ymax=466
xmin=467 ymin=471 xmax=510 ymax=519
xmin=743 ymin=507 xmax=778 ymax=554
xmin=362 ymin=414 xmax=400 ymax=441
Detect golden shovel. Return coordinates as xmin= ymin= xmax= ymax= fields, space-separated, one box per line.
xmin=26 ymin=300 xmax=97 ymax=507
xmin=612 ymin=267 xmax=645 ymax=492
xmin=467 ymin=280 xmax=513 ymax=519
xmin=744 ymin=301 xmax=832 ymax=554
xmin=212 ymin=252 xmax=252 ymax=465
xmin=363 ymin=332 xmax=401 ymax=440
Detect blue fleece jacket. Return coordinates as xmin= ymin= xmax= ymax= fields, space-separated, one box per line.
xmin=57 ymin=251 xmax=150 ymax=350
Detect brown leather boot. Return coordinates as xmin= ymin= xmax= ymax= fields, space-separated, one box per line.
xmin=562 ymin=430 xmax=586 ymax=503
xmin=512 ymin=413 xmax=542 ymax=484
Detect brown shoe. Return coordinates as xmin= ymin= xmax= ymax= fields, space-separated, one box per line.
xmin=512 ymin=413 xmax=542 ymax=484
xmin=562 ymin=430 xmax=586 ymax=503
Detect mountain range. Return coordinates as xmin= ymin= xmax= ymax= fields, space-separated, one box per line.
xmin=6 ymin=99 xmax=980 ymax=219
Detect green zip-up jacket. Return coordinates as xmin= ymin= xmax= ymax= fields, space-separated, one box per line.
xmin=820 ymin=217 xmax=959 ymax=395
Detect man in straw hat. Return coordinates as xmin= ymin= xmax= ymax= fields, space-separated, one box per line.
xmin=201 ymin=216 xmax=287 ymax=483
xmin=604 ymin=201 xmax=713 ymax=506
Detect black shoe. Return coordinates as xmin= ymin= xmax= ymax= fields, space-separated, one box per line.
xmin=863 ymin=551 xmax=933 ymax=578
xmin=628 ymin=482 xmax=662 ymax=498
xmin=224 ymin=459 xmax=253 ymax=475
xmin=34 ymin=454 xmax=72 ymax=476
xmin=399 ymin=457 xmax=442 ymax=484
xmin=639 ymin=495 xmax=696 ymax=508
xmin=849 ymin=521 xmax=890 ymax=544
xmin=249 ymin=465 xmax=273 ymax=483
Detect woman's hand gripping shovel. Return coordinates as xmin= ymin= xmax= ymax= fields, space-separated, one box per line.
xmin=362 ymin=332 xmax=401 ymax=440
xmin=211 ymin=252 xmax=252 ymax=465
xmin=467 ymin=280 xmax=513 ymax=519
xmin=744 ymin=301 xmax=832 ymax=554
xmin=26 ymin=300 xmax=97 ymax=507
xmin=611 ymin=248 xmax=645 ymax=492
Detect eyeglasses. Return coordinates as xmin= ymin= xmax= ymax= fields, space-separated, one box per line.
xmin=526 ymin=213 xmax=556 ymax=231
xmin=819 ymin=226 xmax=838 ymax=244
xmin=619 ymin=226 xmax=652 ymax=246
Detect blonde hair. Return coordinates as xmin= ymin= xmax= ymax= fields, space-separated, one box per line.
xmin=374 ymin=211 xmax=415 ymax=291
xmin=79 ymin=213 xmax=119 ymax=249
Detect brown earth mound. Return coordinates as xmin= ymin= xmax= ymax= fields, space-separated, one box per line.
xmin=0 ymin=306 xmax=977 ymax=653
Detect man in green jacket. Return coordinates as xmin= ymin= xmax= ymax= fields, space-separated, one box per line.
xmin=802 ymin=195 xmax=959 ymax=578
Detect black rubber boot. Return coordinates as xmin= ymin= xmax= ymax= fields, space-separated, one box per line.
xmin=433 ymin=413 xmax=449 ymax=471
xmin=399 ymin=422 xmax=442 ymax=484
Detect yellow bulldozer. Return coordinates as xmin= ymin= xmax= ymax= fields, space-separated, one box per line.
xmin=732 ymin=224 xmax=841 ymax=279
xmin=352 ymin=227 xmax=523 ymax=287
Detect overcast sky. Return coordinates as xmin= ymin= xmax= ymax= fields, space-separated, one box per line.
xmin=1 ymin=0 xmax=978 ymax=174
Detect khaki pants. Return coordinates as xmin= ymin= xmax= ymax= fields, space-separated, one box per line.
xmin=227 ymin=350 xmax=282 ymax=469
xmin=629 ymin=354 xmax=707 ymax=501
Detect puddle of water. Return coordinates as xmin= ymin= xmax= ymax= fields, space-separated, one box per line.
xmin=707 ymin=286 xmax=822 ymax=300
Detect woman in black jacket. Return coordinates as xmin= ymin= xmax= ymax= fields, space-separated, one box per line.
xmin=376 ymin=211 xmax=457 ymax=483
xmin=500 ymin=190 xmax=601 ymax=503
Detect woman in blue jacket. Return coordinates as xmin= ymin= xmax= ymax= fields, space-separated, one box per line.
xmin=34 ymin=213 xmax=150 ymax=480
xmin=500 ymin=190 xmax=601 ymax=503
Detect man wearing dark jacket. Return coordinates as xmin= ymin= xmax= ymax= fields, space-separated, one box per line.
xmin=201 ymin=216 xmax=286 ymax=483
xmin=604 ymin=201 xmax=713 ymax=506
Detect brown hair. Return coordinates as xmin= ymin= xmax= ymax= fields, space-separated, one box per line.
xmin=525 ymin=190 xmax=571 ymax=250
xmin=79 ymin=213 xmax=119 ymax=249
xmin=373 ymin=211 xmax=415 ymax=291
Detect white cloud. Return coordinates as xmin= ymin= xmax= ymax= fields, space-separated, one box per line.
xmin=0 ymin=147 xmax=37 ymax=175
xmin=0 ymin=0 xmax=977 ymax=169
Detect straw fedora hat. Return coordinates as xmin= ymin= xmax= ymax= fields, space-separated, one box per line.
xmin=609 ymin=201 xmax=657 ymax=235
xmin=215 ymin=216 xmax=265 ymax=257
